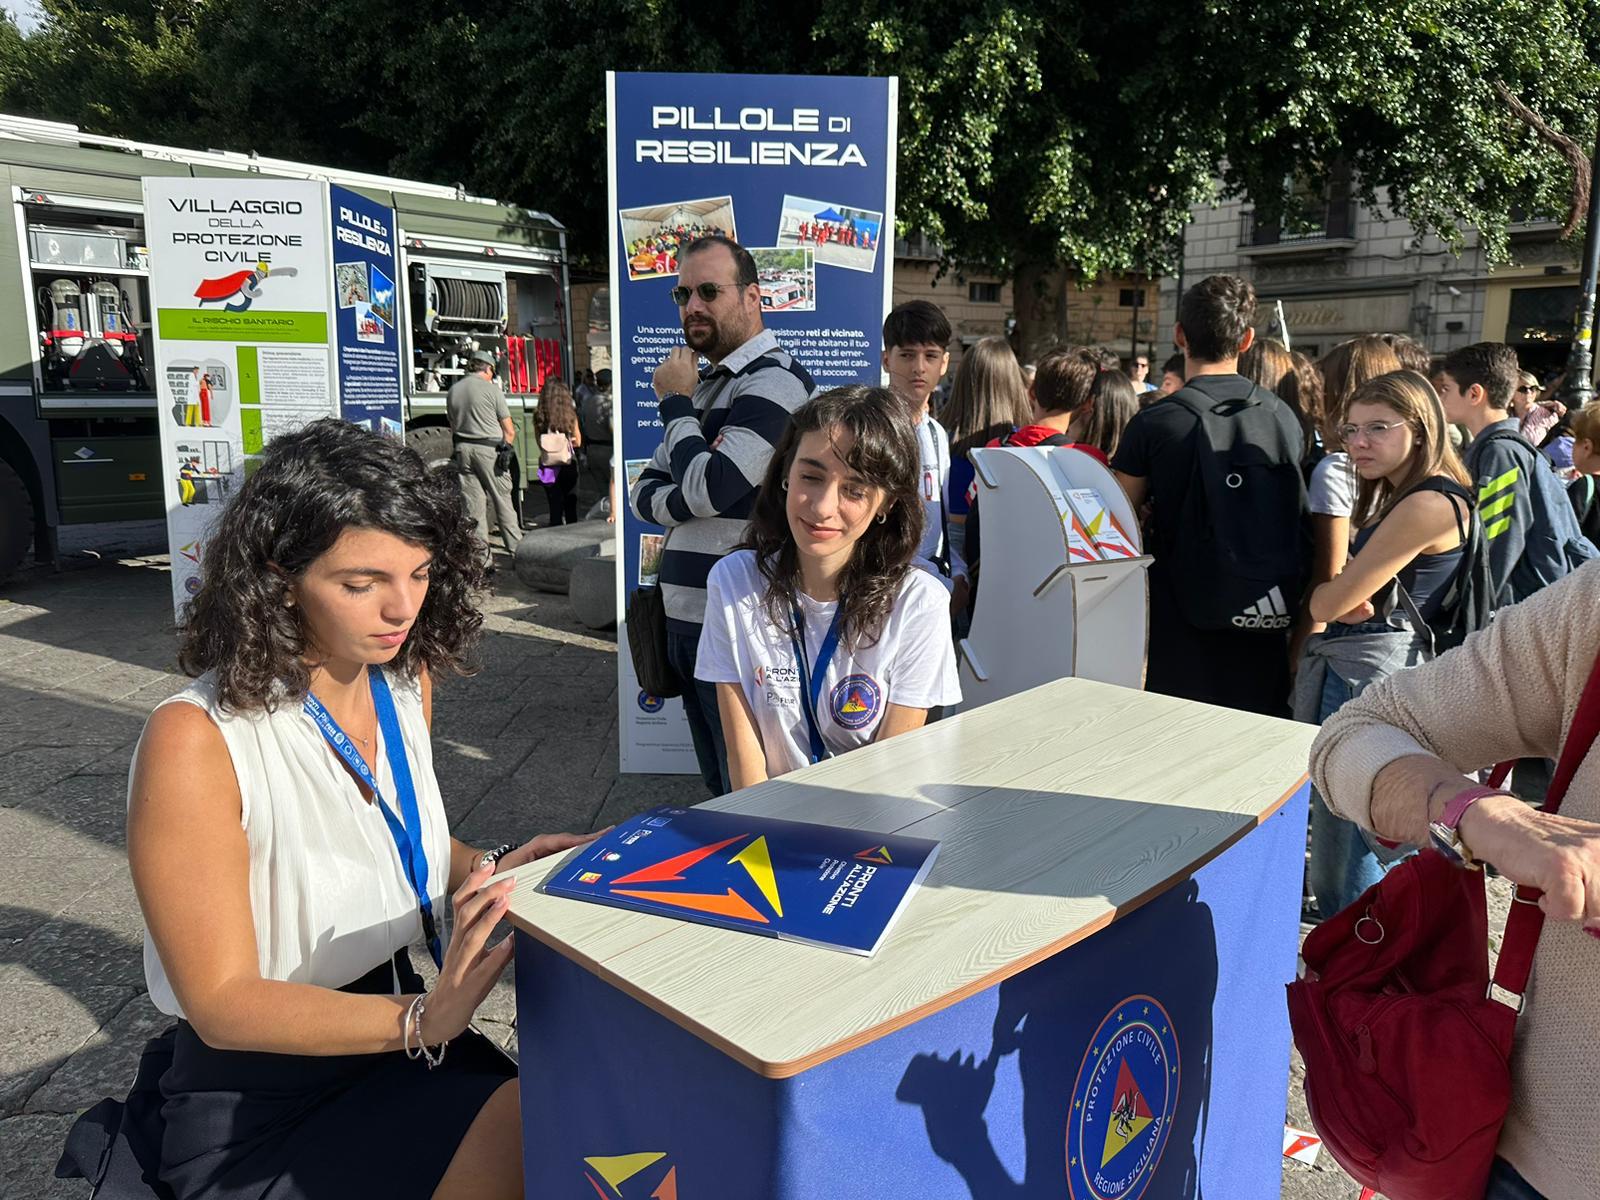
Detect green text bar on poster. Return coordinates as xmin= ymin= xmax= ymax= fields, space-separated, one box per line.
xmin=157 ymin=310 xmax=329 ymax=343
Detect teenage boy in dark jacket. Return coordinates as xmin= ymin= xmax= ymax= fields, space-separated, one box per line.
xmin=1436 ymin=342 xmax=1596 ymax=607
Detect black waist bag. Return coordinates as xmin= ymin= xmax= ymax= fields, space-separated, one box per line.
xmin=626 ymin=585 xmax=682 ymax=699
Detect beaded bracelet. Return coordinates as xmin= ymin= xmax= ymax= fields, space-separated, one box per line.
xmin=478 ymin=843 xmax=516 ymax=873
xmin=404 ymin=993 xmax=449 ymax=1069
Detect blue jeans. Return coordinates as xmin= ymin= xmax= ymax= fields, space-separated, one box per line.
xmin=1484 ymin=1158 xmax=1545 ymax=1200
xmin=666 ymin=627 xmax=729 ymax=797
xmin=1307 ymin=626 xmax=1418 ymax=918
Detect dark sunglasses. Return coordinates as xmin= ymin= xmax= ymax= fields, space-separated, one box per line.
xmin=670 ymin=281 xmax=740 ymax=306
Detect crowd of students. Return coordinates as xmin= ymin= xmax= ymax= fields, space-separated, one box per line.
xmin=76 ymin=228 xmax=1600 ymax=1200
xmin=625 ymin=220 xmax=729 ymax=276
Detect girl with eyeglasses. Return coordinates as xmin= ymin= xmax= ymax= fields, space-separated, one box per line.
xmin=1301 ymin=338 xmax=1404 ymax=658
xmin=1295 ymin=370 xmax=1474 ymax=919
xmin=695 ymin=386 xmax=961 ymax=788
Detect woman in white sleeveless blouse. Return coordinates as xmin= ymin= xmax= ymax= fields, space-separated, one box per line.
xmin=108 ymin=420 xmax=593 ymax=1200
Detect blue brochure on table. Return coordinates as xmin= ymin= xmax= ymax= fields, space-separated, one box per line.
xmin=542 ymin=805 xmax=940 ymax=956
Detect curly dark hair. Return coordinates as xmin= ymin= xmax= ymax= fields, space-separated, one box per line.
xmin=743 ymin=386 xmax=922 ymax=648
xmin=178 ymin=418 xmax=486 ymax=712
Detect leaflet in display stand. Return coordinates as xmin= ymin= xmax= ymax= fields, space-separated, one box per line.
xmin=541 ymin=805 xmax=939 ymax=956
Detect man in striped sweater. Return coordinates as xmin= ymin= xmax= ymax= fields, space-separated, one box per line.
xmin=630 ymin=236 xmax=814 ymax=795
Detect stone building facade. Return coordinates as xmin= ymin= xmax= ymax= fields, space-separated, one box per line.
xmin=890 ymin=235 xmax=1012 ymax=373
xmin=893 ymin=234 xmax=1162 ymax=371
xmin=1155 ymin=182 xmax=1583 ymax=375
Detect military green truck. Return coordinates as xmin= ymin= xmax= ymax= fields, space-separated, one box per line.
xmin=0 ymin=113 xmax=573 ymax=584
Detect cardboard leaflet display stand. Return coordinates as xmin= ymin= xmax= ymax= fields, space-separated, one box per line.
xmin=955 ymin=446 xmax=1151 ymax=712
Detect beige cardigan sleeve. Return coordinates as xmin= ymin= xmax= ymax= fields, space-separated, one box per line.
xmin=1310 ymin=562 xmax=1600 ymax=829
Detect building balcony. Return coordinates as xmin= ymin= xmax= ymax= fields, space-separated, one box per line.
xmin=894 ymin=232 xmax=943 ymax=261
xmin=1507 ymin=207 xmax=1565 ymax=241
xmin=1238 ymin=201 xmax=1358 ymax=257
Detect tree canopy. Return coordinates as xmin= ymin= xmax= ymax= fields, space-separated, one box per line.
xmin=3 ymin=0 xmax=1597 ymax=288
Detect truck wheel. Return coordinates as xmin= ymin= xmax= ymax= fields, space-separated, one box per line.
xmin=0 ymin=457 xmax=35 ymax=586
xmin=406 ymin=425 xmax=456 ymax=472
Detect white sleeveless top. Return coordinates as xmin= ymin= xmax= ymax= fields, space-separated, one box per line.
xmin=133 ymin=670 xmax=452 ymax=1017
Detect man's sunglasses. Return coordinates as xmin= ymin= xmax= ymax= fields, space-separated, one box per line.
xmin=671 ymin=281 xmax=741 ymax=306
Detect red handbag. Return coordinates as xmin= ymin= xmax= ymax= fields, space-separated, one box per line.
xmin=1288 ymin=651 xmax=1600 ymax=1200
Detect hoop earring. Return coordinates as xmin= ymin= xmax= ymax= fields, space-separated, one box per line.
xmin=875 ymin=512 xmax=887 ymax=524
xmin=781 ymin=478 xmax=789 ymax=491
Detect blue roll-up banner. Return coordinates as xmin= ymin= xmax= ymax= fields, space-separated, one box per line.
xmin=329 ymin=184 xmax=404 ymax=435
xmin=609 ymin=71 xmax=899 ymax=774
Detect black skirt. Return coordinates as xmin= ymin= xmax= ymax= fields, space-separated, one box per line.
xmin=158 ymin=951 xmax=515 ymax=1200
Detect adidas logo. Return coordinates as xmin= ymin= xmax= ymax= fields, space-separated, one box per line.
xmin=1232 ymin=586 xmax=1293 ymax=630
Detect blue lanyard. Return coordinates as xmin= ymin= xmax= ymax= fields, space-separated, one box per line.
xmin=790 ymin=602 xmax=844 ymax=764
xmin=303 ymin=667 xmax=441 ymax=968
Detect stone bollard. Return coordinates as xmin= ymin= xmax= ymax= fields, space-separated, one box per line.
xmin=511 ymin=520 xmax=615 ymax=594
xmin=569 ymin=553 xmax=617 ymax=630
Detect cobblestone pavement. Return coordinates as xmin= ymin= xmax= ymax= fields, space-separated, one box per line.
xmin=0 ymin=526 xmax=1510 ymax=1199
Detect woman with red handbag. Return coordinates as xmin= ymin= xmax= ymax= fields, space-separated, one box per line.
xmin=1309 ymin=560 xmax=1600 ymax=1200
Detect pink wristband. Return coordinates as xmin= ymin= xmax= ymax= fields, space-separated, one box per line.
xmin=1440 ymin=784 xmax=1509 ymax=830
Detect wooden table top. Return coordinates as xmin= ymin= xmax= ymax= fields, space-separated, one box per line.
xmin=505 ymin=677 xmax=1316 ymax=1078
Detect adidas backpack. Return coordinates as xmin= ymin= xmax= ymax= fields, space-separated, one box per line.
xmin=1164 ymin=384 xmax=1309 ymax=633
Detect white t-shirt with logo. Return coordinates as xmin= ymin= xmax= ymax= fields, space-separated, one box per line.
xmin=696 ymin=549 xmax=962 ymax=780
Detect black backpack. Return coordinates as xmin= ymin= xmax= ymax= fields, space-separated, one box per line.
xmin=1163 ymin=384 xmax=1309 ymax=632
xmin=1388 ymin=477 xmax=1492 ymax=655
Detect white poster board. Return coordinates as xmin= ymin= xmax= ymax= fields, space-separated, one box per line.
xmin=144 ymin=179 xmax=339 ymax=617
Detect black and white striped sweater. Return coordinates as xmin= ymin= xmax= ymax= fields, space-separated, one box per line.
xmin=629 ymin=328 xmax=815 ymax=633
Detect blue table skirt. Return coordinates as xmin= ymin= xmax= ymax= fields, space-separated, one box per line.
xmin=517 ymin=782 xmax=1309 ymax=1200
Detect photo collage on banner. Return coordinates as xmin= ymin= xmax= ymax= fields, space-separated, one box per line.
xmin=608 ymin=73 xmax=898 ymax=773
xmin=330 ymin=184 xmax=404 ymax=435
xmin=144 ymin=178 xmax=342 ymax=616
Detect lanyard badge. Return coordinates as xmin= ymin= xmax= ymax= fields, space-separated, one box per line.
xmin=790 ymin=603 xmax=844 ymax=765
xmin=303 ymin=668 xmax=442 ymax=968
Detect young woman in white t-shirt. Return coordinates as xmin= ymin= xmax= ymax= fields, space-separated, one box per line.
xmin=697 ymin=385 xmax=962 ymax=787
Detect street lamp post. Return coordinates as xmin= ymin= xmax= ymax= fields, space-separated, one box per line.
xmin=1561 ymin=124 xmax=1600 ymax=410
xmin=1130 ymin=282 xmax=1141 ymax=367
